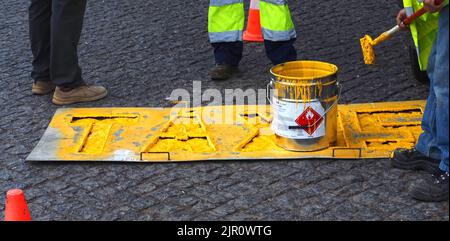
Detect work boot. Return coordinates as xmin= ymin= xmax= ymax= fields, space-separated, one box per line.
xmin=210 ymin=64 xmax=239 ymax=81
xmin=410 ymin=170 xmax=449 ymax=202
xmin=391 ymin=148 xmax=441 ymax=173
xmin=32 ymin=80 xmax=56 ymax=95
xmin=52 ymin=84 xmax=107 ymax=105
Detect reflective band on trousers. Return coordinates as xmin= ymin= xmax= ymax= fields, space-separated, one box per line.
xmin=210 ymin=0 xmax=243 ymax=7
xmin=262 ymin=28 xmax=296 ymax=41
xmin=208 ymin=0 xmax=296 ymax=43
xmin=261 ymin=0 xmax=287 ymax=5
xmin=209 ymin=30 xmax=243 ymax=42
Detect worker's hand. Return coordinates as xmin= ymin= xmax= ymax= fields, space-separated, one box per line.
xmin=423 ymin=0 xmax=444 ymax=13
xmin=396 ymin=9 xmax=409 ymax=30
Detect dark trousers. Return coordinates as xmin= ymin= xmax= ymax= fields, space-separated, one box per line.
xmin=29 ymin=0 xmax=86 ymax=87
xmin=212 ymin=39 xmax=297 ymax=66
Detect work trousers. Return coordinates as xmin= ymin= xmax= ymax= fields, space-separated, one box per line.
xmin=416 ymin=6 xmax=449 ymax=172
xmin=212 ymin=39 xmax=297 ymax=66
xmin=29 ymin=0 xmax=86 ymax=87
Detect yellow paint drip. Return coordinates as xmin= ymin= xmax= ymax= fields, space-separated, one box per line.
xmin=279 ymin=78 xmax=324 ymax=106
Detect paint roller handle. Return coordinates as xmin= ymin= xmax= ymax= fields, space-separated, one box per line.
xmin=402 ymin=0 xmax=444 ymax=25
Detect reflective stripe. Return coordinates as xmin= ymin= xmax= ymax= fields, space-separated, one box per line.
xmin=209 ymin=30 xmax=243 ymax=43
xmin=249 ymin=0 xmax=260 ymax=9
xmin=261 ymin=0 xmax=287 ymax=5
xmin=262 ymin=28 xmax=296 ymax=41
xmin=210 ymin=0 xmax=243 ymax=7
xmin=405 ymin=6 xmax=414 ymax=16
xmin=260 ymin=1 xmax=295 ymax=33
xmin=208 ymin=3 xmax=244 ymax=32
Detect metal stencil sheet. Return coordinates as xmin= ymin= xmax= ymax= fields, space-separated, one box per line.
xmin=26 ymin=100 xmax=426 ymax=162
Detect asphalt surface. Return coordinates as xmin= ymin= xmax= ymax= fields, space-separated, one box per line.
xmin=0 ymin=0 xmax=448 ymax=220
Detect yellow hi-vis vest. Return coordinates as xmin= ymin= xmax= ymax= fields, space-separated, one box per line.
xmin=403 ymin=0 xmax=448 ymax=71
xmin=208 ymin=0 xmax=296 ymax=43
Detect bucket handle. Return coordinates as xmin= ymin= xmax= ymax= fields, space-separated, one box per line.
xmin=304 ymin=84 xmax=342 ymax=128
xmin=267 ymin=81 xmax=342 ymax=128
xmin=266 ymin=79 xmax=275 ymax=105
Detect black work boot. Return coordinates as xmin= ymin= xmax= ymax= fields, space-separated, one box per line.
xmin=391 ymin=148 xmax=441 ymax=173
xmin=410 ymin=170 xmax=449 ymax=202
xmin=210 ymin=64 xmax=238 ymax=81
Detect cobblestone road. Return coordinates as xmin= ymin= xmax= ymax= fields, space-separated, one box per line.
xmin=0 ymin=0 xmax=448 ymax=220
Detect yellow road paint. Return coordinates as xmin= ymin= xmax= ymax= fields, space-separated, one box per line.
xmin=27 ymin=100 xmax=426 ymax=162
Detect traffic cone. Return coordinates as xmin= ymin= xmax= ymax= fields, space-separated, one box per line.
xmin=4 ymin=189 xmax=31 ymax=221
xmin=243 ymin=0 xmax=264 ymax=42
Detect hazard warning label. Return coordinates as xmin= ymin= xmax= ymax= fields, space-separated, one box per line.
xmin=295 ymin=106 xmax=324 ymax=136
xmin=271 ymin=99 xmax=326 ymax=139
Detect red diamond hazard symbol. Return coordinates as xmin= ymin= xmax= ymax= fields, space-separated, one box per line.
xmin=295 ymin=106 xmax=324 ymax=136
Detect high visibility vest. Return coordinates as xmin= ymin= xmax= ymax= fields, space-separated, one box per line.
xmin=403 ymin=0 xmax=448 ymax=70
xmin=208 ymin=0 xmax=296 ymax=43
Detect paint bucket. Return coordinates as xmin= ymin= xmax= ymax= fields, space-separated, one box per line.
xmin=267 ymin=61 xmax=341 ymax=151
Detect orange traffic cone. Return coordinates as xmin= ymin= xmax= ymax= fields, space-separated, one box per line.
xmin=243 ymin=0 xmax=264 ymax=42
xmin=4 ymin=189 xmax=31 ymax=221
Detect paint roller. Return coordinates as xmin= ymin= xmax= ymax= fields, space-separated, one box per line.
xmin=360 ymin=0 xmax=444 ymax=65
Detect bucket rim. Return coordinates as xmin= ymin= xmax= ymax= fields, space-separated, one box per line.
xmin=272 ymin=78 xmax=338 ymax=87
xmin=270 ymin=60 xmax=339 ymax=81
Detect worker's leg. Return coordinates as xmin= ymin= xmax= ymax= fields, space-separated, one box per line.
xmin=432 ymin=6 xmax=449 ymax=172
xmin=416 ymin=7 xmax=449 ymax=168
xmin=211 ymin=42 xmax=243 ymax=67
xmin=49 ymin=0 xmax=107 ymax=105
xmin=29 ymin=0 xmax=52 ymax=82
xmin=264 ymin=39 xmax=297 ymax=65
xmin=260 ymin=0 xmax=297 ymax=65
xmin=415 ymin=46 xmax=440 ymax=161
xmin=209 ymin=0 xmax=245 ymax=66
xmin=50 ymin=0 xmax=87 ymax=88
xmin=410 ymin=6 xmax=449 ymax=202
